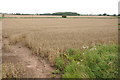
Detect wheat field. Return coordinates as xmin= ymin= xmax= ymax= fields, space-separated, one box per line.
xmin=2 ymin=18 xmax=118 ymax=64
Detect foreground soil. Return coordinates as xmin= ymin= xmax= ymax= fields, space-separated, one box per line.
xmin=2 ymin=38 xmax=56 ymax=78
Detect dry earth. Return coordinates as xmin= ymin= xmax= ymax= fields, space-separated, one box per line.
xmin=3 ymin=39 xmax=54 ymax=78
xmin=2 ymin=38 xmax=56 ymax=78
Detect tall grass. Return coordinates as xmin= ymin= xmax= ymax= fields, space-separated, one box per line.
xmin=7 ymin=31 xmax=117 ymax=65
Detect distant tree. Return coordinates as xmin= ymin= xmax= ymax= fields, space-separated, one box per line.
xmin=113 ymin=14 xmax=116 ymax=16
xmin=15 ymin=13 xmax=21 ymax=15
xmin=103 ymin=13 xmax=107 ymax=16
xmin=53 ymin=12 xmax=80 ymax=16
xmin=118 ymin=14 xmax=120 ymax=16
xmin=62 ymin=15 xmax=67 ymax=18
xmin=36 ymin=13 xmax=39 ymax=15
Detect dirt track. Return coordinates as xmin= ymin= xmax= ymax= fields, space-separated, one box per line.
xmin=3 ymin=38 xmax=55 ymax=78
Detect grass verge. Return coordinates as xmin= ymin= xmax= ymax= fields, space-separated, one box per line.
xmin=54 ymin=44 xmax=118 ymax=78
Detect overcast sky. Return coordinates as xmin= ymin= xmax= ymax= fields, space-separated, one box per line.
xmin=0 ymin=0 xmax=119 ymax=14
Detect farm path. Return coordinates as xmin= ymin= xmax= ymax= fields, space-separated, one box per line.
xmin=3 ymin=38 xmax=55 ymax=78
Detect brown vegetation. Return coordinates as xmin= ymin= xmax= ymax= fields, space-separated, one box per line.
xmin=2 ymin=18 xmax=118 ymax=65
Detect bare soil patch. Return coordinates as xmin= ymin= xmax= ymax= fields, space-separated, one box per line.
xmin=2 ymin=38 xmax=56 ymax=78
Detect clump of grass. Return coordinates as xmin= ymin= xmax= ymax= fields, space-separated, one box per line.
xmin=52 ymin=69 xmax=60 ymax=74
xmin=2 ymin=33 xmax=10 ymax=39
xmin=2 ymin=63 xmax=26 ymax=78
xmin=2 ymin=44 xmax=11 ymax=53
xmin=55 ymin=44 xmax=118 ymax=78
xmin=48 ymin=51 xmax=60 ymax=65
xmin=9 ymin=33 xmax=26 ymax=44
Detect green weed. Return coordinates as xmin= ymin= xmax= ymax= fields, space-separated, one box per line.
xmin=55 ymin=44 xmax=118 ymax=78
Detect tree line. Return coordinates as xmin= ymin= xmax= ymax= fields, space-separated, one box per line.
xmin=0 ymin=12 xmax=119 ymax=16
